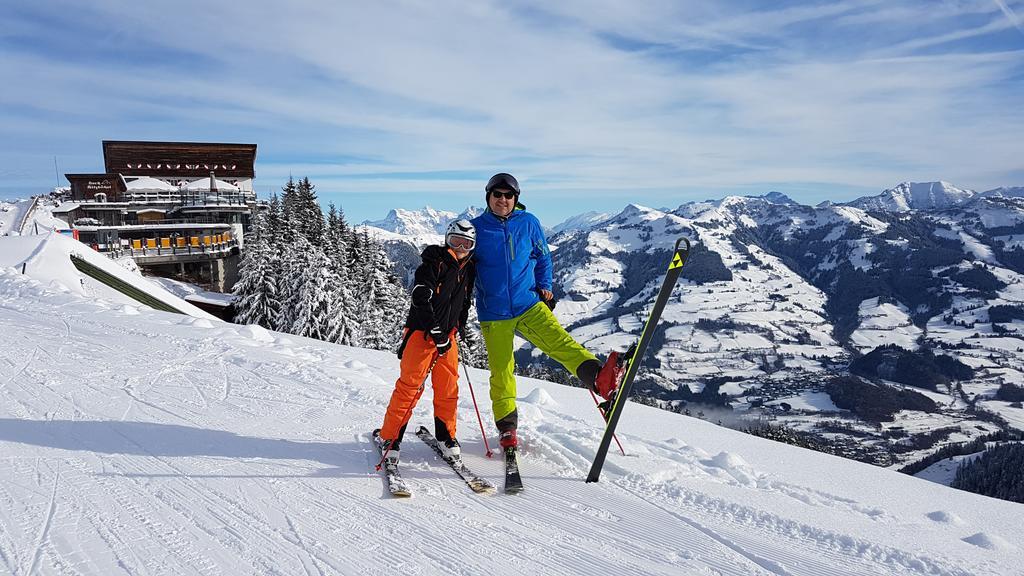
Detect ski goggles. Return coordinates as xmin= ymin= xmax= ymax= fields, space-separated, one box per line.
xmin=447 ymin=235 xmax=475 ymax=250
xmin=489 ymin=190 xmax=517 ymax=200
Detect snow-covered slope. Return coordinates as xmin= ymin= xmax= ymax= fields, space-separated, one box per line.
xmin=549 ymin=200 xmax=847 ymax=395
xmin=845 ymin=181 xmax=975 ymax=212
xmin=539 ymin=190 xmax=1024 ymax=470
xmin=980 ymin=186 xmax=1024 ymax=199
xmin=1 ymin=266 xmax=1022 ymax=575
xmin=551 ymin=211 xmax=611 ymax=234
xmin=0 ymin=232 xmax=216 ymax=320
xmin=1 ymin=195 xmax=71 ymax=237
xmin=0 ymin=198 xmax=36 ymax=236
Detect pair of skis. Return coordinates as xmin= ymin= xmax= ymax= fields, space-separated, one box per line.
xmin=373 ymin=427 xmax=522 ymax=497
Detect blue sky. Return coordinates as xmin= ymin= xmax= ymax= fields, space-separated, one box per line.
xmin=1 ymin=1 xmax=1023 ymax=226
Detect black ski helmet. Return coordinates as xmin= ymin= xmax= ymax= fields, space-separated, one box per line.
xmin=485 ymin=173 xmax=520 ymax=195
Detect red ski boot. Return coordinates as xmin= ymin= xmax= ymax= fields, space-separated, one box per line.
xmin=595 ymin=351 xmax=627 ymax=402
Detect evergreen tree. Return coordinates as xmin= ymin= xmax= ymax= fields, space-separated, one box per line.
xmin=232 ymin=211 xmax=279 ymax=329
xmin=458 ymin=321 xmax=489 ymax=369
xmin=265 ymin=193 xmax=283 ymax=242
xmin=279 ymin=177 xmax=299 ymax=244
xmin=325 ymin=203 xmax=357 ymax=345
xmin=288 ymin=246 xmax=340 ymax=341
xmin=951 ymin=443 xmax=1024 ymax=504
xmin=245 ymin=178 xmax=410 ymax=354
xmin=296 ymin=177 xmax=325 ymax=244
xmin=378 ymin=247 xmax=409 ymax=349
xmin=357 ymin=232 xmax=389 ymax=349
xmin=276 ymin=234 xmax=313 ymax=332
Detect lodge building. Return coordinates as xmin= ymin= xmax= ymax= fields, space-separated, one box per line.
xmin=53 ymin=141 xmax=259 ymax=296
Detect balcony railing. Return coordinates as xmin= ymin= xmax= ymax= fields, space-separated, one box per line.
xmin=91 ymin=232 xmax=238 ymax=261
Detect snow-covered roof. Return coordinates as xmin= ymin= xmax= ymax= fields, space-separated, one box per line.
xmin=126 ymin=176 xmax=178 ymax=192
xmin=51 ymin=202 xmax=81 ymax=213
xmin=183 ymin=178 xmax=239 ymax=192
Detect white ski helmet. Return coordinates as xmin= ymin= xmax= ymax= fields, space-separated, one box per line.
xmin=445 ymin=218 xmax=476 ymax=251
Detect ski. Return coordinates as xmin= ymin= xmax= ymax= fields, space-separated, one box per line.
xmin=503 ymin=446 xmax=524 ymax=494
xmin=587 ymin=237 xmax=691 ymax=483
xmin=415 ymin=426 xmax=496 ymax=494
xmin=372 ymin=429 xmax=412 ymax=498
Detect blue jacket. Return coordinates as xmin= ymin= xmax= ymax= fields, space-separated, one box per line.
xmin=471 ymin=208 xmax=551 ymax=321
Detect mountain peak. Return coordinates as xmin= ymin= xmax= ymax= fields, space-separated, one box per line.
xmin=758 ymin=191 xmax=798 ymax=205
xmin=844 ymin=181 xmax=975 ymax=212
xmin=615 ymin=203 xmax=662 ymax=221
xmin=551 ymin=211 xmax=611 ymax=235
xmin=363 ymin=206 xmax=481 ymax=236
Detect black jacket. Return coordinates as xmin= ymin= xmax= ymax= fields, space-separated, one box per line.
xmin=405 ymin=245 xmax=475 ymax=334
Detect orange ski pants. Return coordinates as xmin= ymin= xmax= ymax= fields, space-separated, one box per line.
xmin=379 ymin=329 xmax=459 ymax=442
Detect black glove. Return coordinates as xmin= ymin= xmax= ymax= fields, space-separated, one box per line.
xmin=457 ymin=325 xmax=469 ymax=342
xmin=536 ymin=287 xmax=557 ymax=311
xmin=428 ymin=327 xmax=452 ymax=356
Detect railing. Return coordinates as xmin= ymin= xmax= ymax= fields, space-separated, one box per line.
xmin=88 ymin=232 xmax=237 ymax=261
xmin=119 ymin=190 xmax=256 ymax=206
xmin=125 ymin=217 xmax=239 ymax=226
xmin=15 ymin=197 xmax=40 ymax=234
xmin=125 ymin=232 xmax=238 ymax=258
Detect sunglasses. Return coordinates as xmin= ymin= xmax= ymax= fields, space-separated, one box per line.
xmin=490 ymin=190 xmax=517 ymax=200
xmin=448 ymin=235 xmax=475 ymax=250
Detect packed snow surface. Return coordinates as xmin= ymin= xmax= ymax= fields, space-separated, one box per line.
xmin=1 ymin=246 xmax=1023 ymax=574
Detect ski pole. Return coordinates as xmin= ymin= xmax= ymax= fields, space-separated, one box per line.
xmin=377 ymin=354 xmax=439 ymax=470
xmin=462 ymin=363 xmax=493 ymax=458
xmin=589 ymin=388 xmax=625 ymax=456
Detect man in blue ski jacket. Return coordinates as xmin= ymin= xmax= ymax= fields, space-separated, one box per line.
xmin=471 ymin=173 xmax=618 ymax=450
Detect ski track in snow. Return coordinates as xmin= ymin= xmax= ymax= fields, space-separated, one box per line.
xmin=1 ymin=268 xmax=1023 ymax=575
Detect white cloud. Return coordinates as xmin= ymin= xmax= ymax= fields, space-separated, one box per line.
xmin=1 ymin=0 xmax=1022 ymax=212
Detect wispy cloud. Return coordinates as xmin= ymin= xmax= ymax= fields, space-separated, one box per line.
xmin=1 ymin=0 xmax=1022 ymax=222
xmin=994 ymin=0 xmax=1024 ymax=34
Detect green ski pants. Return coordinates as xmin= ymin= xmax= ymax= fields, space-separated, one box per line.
xmin=480 ymin=301 xmax=597 ymax=431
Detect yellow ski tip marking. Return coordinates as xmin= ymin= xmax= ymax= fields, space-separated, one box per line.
xmin=669 ymin=253 xmax=684 ymax=269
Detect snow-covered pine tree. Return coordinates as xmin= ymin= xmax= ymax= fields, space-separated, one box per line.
xmin=458 ymin=303 xmax=489 ymax=369
xmin=275 ymin=234 xmax=313 ymax=333
xmin=279 ymin=177 xmax=298 ymax=244
xmin=326 ymin=203 xmax=356 ymax=345
xmin=351 ymin=231 xmax=405 ymax=350
xmin=288 ymin=245 xmax=340 ymax=341
xmin=375 ymin=240 xmax=408 ymax=351
xmin=351 ymin=229 xmax=380 ymax=348
xmin=232 ymin=210 xmax=279 ymax=328
xmin=296 ymin=177 xmax=325 ymax=245
xmin=266 ymin=193 xmax=284 ymax=244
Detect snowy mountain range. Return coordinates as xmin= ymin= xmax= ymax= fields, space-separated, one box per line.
xmin=362 ymin=182 xmax=1024 ymax=474
xmin=1 ymin=240 xmax=1022 ymax=574
xmin=364 ymin=206 xmax=477 ymax=237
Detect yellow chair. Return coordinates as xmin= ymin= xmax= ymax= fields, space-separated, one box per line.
xmin=203 ymin=236 xmax=212 ymax=246
xmin=176 ymin=237 xmax=186 ymax=248
xmin=146 ymin=239 xmax=157 ymax=249
xmin=160 ymin=238 xmax=171 ymax=248
xmin=131 ymin=239 xmax=142 ymax=250
xmin=190 ymin=237 xmax=200 ymax=247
